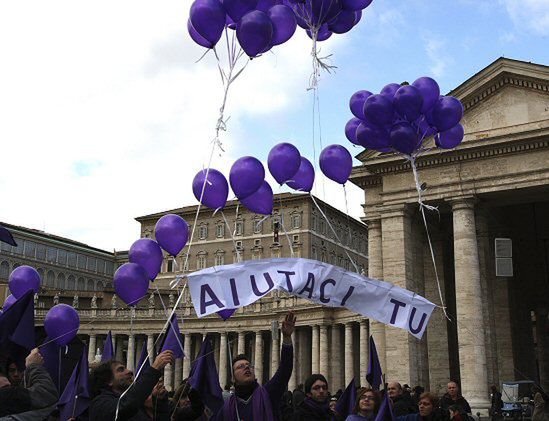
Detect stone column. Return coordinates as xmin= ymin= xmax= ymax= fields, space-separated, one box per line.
xmin=174 ymin=358 xmax=182 ymax=389
xmin=127 ymin=334 xmax=135 ymax=371
xmin=452 ymin=198 xmax=490 ymax=412
xmin=147 ymin=335 xmax=154 ymax=364
xmin=115 ymin=336 xmax=124 ymax=362
xmin=182 ymin=334 xmax=192 ymax=378
xmin=88 ymin=334 xmax=96 ymax=363
xmin=368 ymin=218 xmax=387 ymax=373
xmin=359 ymin=319 xmax=369 ymax=384
xmin=219 ymin=332 xmax=228 ymax=387
xmin=312 ymin=325 xmax=319 ymax=373
xmin=238 ymin=331 xmax=246 ymax=355
xmin=299 ymin=328 xmax=309 ymax=384
xmin=331 ymin=324 xmax=343 ymax=391
xmin=271 ymin=329 xmax=280 ymax=376
xmin=288 ymin=333 xmax=297 ymax=391
xmin=536 ymin=307 xmax=549 ymax=392
xmin=344 ymin=322 xmax=354 ymax=386
xmin=319 ymin=325 xmax=329 ymax=382
xmin=164 ymin=363 xmax=173 ymax=391
xmin=254 ymin=331 xmax=264 ymax=384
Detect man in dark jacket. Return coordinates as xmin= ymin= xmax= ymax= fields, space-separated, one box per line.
xmin=440 ymin=382 xmax=472 ymax=414
xmin=89 ymin=350 xmax=174 ymax=420
xmin=388 ymin=382 xmax=418 ymax=416
xmin=291 ymin=374 xmax=337 ymax=421
xmin=211 ymin=311 xmax=296 ymax=420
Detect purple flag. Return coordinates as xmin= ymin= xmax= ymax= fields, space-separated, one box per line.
xmin=135 ymin=342 xmax=151 ymax=380
xmin=0 ymin=225 xmax=17 ymax=246
xmin=0 ymin=291 xmax=35 ymax=369
xmin=375 ymin=391 xmax=396 ymax=421
xmin=161 ymin=314 xmax=184 ymax=359
xmin=366 ymin=335 xmax=383 ymax=390
xmin=189 ymin=336 xmax=223 ymax=413
xmin=58 ymin=345 xmax=90 ymax=421
xmin=335 ymin=378 xmax=356 ymax=419
xmin=101 ymin=330 xmax=114 ymax=362
xmin=41 ymin=337 xmax=84 ymax=393
xmin=217 ymin=309 xmax=236 ymax=320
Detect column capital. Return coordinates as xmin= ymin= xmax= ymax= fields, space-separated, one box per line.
xmin=366 ymin=217 xmax=382 ymax=230
xmin=379 ymin=203 xmax=412 ymax=220
xmin=359 ymin=318 xmax=368 ymax=327
xmin=448 ymin=195 xmax=477 ymax=211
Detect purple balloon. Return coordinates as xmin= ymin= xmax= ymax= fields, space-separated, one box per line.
xmin=190 ymin=0 xmax=227 ymax=45
xmin=187 ymin=19 xmax=215 ymax=48
xmin=230 ymin=156 xmax=265 ymax=199
xmin=268 ymin=142 xmax=301 ymax=185
xmin=192 ymin=168 xmax=229 ymax=210
xmin=380 ymin=83 xmax=400 ymax=98
xmin=412 ymin=76 xmax=440 ymax=113
xmin=390 ymin=122 xmax=418 ymax=155
xmin=353 ymin=9 xmax=362 ymax=25
xmin=2 ymin=294 xmax=16 ymax=312
xmin=257 ymin=0 xmax=280 ymax=11
xmin=217 ymin=309 xmax=236 ymax=320
xmin=436 ymin=123 xmax=464 ymax=149
xmin=307 ymin=23 xmax=332 ymax=41
xmin=129 ymin=239 xmax=164 ymax=281
xmin=44 ymin=304 xmax=80 ymax=346
xmin=223 ymin=0 xmax=258 ymax=22
xmin=393 ymin=85 xmax=423 ymax=121
xmin=319 ymin=144 xmax=353 ymax=185
xmin=349 ymin=90 xmax=372 ymax=119
xmin=345 ymin=117 xmax=362 ymax=145
xmin=363 ymin=94 xmax=394 ymax=126
xmin=268 ymin=5 xmax=297 ymax=45
xmin=155 ymin=214 xmax=189 ymax=257
xmin=341 ymin=0 xmax=371 ymax=10
xmin=241 ymin=181 xmax=274 ymax=215
xmin=287 ymin=157 xmax=315 ymax=192
xmin=237 ymin=10 xmax=274 ymax=57
xmin=312 ymin=0 xmax=342 ymax=25
xmin=114 ymin=263 xmax=150 ymax=307
xmin=356 ymin=122 xmax=391 ymax=151
xmin=432 ymin=96 xmax=464 ymax=132
xmin=9 ymin=265 xmax=41 ymax=299
xmin=328 ymin=10 xmax=357 ymax=33
xmin=417 ymin=118 xmax=438 ymax=139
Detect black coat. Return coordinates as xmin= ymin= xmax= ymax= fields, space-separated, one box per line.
xmin=393 ymin=392 xmax=419 ymax=417
xmin=439 ymin=394 xmax=472 ymax=415
xmin=291 ymin=398 xmax=338 ymax=421
xmin=172 ymin=389 xmax=205 ymax=421
xmin=89 ymin=367 xmax=170 ymax=421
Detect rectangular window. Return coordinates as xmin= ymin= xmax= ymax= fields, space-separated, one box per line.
xmin=13 ymin=240 xmax=24 ymax=255
xmin=292 ymin=235 xmax=299 ymax=243
xmin=254 ymin=220 xmax=262 ymax=234
xmin=167 ymin=259 xmax=174 ymax=272
xmin=236 ymin=240 xmax=243 ymax=249
xmin=252 ymin=251 xmax=262 ymax=260
xmin=77 ymin=254 xmax=87 ymax=270
xmin=311 ymin=215 xmax=317 ymax=231
xmin=97 ymin=259 xmax=105 ymax=274
xmin=254 ymin=239 xmax=261 ymax=246
xmin=57 ymin=249 xmax=66 ymax=265
xmin=199 ymin=225 xmax=208 ymax=240
xmin=105 ymin=261 xmax=115 ymax=275
xmin=271 ymin=248 xmax=281 ymax=258
xmin=197 ymin=256 xmax=206 ymax=269
xmin=87 ymin=257 xmax=97 ymax=272
xmin=235 ymin=221 xmax=243 ymax=236
xmin=1 ymin=241 xmax=11 ymax=252
xmin=291 ymin=214 xmax=301 ymax=229
xmin=36 ymin=244 xmax=46 ymax=260
xmin=216 ymin=224 xmax=224 ymax=238
xmin=215 ymin=254 xmax=224 ymax=266
xmin=24 ymin=241 xmax=36 ymax=258
xmin=312 ymin=247 xmax=317 ymax=260
xmin=67 ymin=252 xmax=77 ymax=267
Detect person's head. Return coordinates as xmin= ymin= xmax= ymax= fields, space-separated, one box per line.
xmin=7 ymin=362 xmax=23 ymax=386
xmin=329 ymin=397 xmax=338 ymax=411
xmin=490 ymin=385 xmax=498 ymax=394
xmin=231 ymin=354 xmax=255 ymax=386
xmin=305 ymin=374 xmax=329 ymax=403
xmin=419 ymin=392 xmax=439 ymax=417
xmin=90 ymin=360 xmax=133 ymax=395
xmin=413 ymin=386 xmax=425 ymax=397
xmin=144 ymin=378 xmax=165 ymax=412
xmin=354 ymin=387 xmax=381 ymax=416
xmin=449 ymin=405 xmax=461 ymax=418
xmin=447 ymin=381 xmax=459 ymax=398
xmin=387 ymin=382 xmax=403 ymax=399
xmin=403 ymin=384 xmax=411 ymax=393
xmin=173 ymin=380 xmax=192 ymax=408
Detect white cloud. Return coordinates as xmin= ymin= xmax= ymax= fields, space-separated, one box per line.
xmin=0 ymin=0 xmax=361 ymax=251
xmin=422 ymin=35 xmax=453 ymax=78
xmin=502 ymin=0 xmax=549 ymax=35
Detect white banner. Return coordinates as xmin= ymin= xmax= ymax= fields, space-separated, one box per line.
xmin=187 ymin=258 xmax=436 ymax=338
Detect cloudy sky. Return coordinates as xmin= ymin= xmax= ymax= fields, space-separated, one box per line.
xmin=1 ymin=0 xmax=548 ymax=251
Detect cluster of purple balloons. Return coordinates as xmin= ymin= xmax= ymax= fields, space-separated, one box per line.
xmin=115 ymin=214 xmax=190 ymax=307
xmin=345 ymin=77 xmax=465 ymax=156
xmin=288 ymin=0 xmax=372 ymax=42
xmin=188 ymin=0 xmax=297 ymax=57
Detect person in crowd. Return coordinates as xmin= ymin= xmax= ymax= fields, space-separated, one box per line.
xmin=280 ymin=391 xmax=295 ymax=421
xmin=170 ymin=379 xmax=205 ymax=420
xmin=89 ymin=349 xmax=174 ymax=420
xmin=440 ymin=382 xmax=471 ymax=414
xmin=412 ymin=386 xmax=425 ymax=406
xmin=448 ymin=405 xmax=464 ymax=421
xmin=211 ymin=311 xmax=296 ymax=420
xmin=489 ymin=385 xmax=503 ymax=419
xmin=335 ymin=390 xmax=344 ymax=400
xmin=222 ymin=384 xmax=231 ymax=401
xmin=329 ymin=397 xmax=338 ymax=412
xmin=142 ymin=378 xmax=170 ymax=420
xmin=387 ymin=382 xmax=418 ymax=416
xmin=294 ymin=384 xmax=306 ymax=408
xmin=0 ymin=348 xmax=58 ymax=420
xmin=5 ymin=361 xmax=23 ymax=387
xmin=533 ymin=392 xmax=549 ymax=421
xmin=346 ymin=387 xmax=380 ymax=421
xmin=291 ymin=374 xmax=337 ymax=420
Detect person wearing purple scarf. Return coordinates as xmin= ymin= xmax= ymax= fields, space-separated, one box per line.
xmin=211 ymin=311 xmax=296 ymax=421
xmin=291 ymin=374 xmax=340 ymax=421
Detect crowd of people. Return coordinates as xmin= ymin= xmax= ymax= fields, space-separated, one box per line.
xmin=1 ymin=311 xmax=548 ymax=421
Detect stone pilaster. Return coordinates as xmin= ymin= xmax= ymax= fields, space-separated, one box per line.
xmin=88 ymin=334 xmax=96 ymax=363
xmin=344 ymin=322 xmax=354 ymax=386
xmin=147 ymin=335 xmax=154 ymax=364
xmin=452 ymin=198 xmax=490 ymax=413
xmin=238 ymin=331 xmax=246 ymax=355
xmin=319 ymin=325 xmax=329 ymax=382
xmin=254 ymin=331 xmax=263 ymax=384
xmin=127 ymin=334 xmax=135 ymax=371
xmin=174 ymin=358 xmax=182 ymax=389
xmin=288 ymin=333 xmax=297 ymax=391
xmin=271 ymin=329 xmax=280 ymax=377
xmin=368 ymin=218 xmax=386 ymax=372
xmin=312 ymin=325 xmax=319 ymax=373
xmin=182 ymin=334 xmax=192 ymax=378
xmin=299 ymin=328 xmax=309 ymax=385
xmin=536 ymin=307 xmax=549 ymax=392
xmin=359 ymin=319 xmax=369 ymax=385
xmin=219 ymin=332 xmax=228 ymax=387
xmin=331 ymin=324 xmax=343 ymax=391
xmin=164 ymin=363 xmax=173 ymax=391
xmin=115 ymin=336 xmax=124 ymax=362
xmin=493 ymin=279 xmax=515 ymax=383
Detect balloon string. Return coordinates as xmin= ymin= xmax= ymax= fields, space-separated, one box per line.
xmin=315 ymin=87 xmax=327 ymax=201
xmin=277 ymin=192 xmax=295 ymax=258
xmin=309 ymin=193 xmax=360 ymax=273
xmin=154 ymin=283 xmax=169 ymax=317
xmin=342 ymin=184 xmax=355 ymax=254
xmin=221 ymin=210 xmax=242 ymax=263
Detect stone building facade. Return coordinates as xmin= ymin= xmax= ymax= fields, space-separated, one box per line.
xmin=350 ymin=58 xmax=549 ymax=412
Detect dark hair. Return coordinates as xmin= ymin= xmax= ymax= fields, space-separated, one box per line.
xmin=304 ymin=374 xmax=328 ymax=394
xmin=172 ymin=379 xmax=191 ymax=406
xmin=90 ymin=360 xmax=121 ymax=397
xmin=231 ymin=354 xmax=249 ymax=367
xmin=419 ymin=392 xmax=439 ymax=408
xmin=353 ymin=387 xmax=381 ymax=415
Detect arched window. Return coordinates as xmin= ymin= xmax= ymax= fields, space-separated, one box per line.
xmin=77 ymin=277 xmax=85 ymax=291
xmin=37 ymin=268 xmax=45 ymax=283
xmin=56 ymin=273 xmax=66 ymax=289
xmin=0 ymin=261 xmax=9 ymax=279
xmin=97 ymin=281 xmax=106 ymax=291
xmin=46 ymin=270 xmax=55 ymax=287
xmin=67 ymin=275 xmax=76 ymax=290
